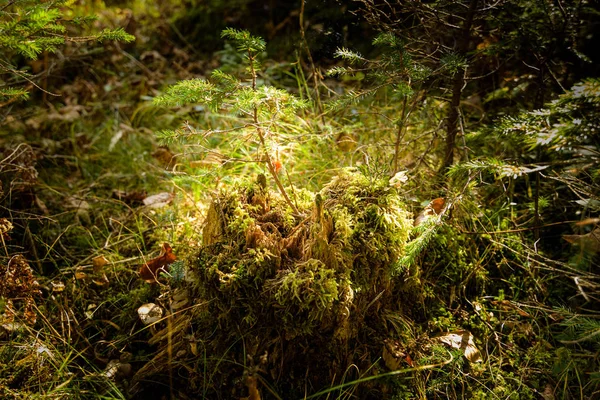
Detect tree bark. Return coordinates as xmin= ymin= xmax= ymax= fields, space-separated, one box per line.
xmin=440 ymin=0 xmax=478 ymax=172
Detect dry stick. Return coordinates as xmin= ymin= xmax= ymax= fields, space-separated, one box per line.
xmin=247 ymin=49 xmax=299 ymax=214
xmin=0 ymin=1 xmax=16 ymax=11
xmin=458 ymin=108 xmax=469 ymax=162
xmin=560 ymin=328 xmax=600 ymax=345
xmin=0 ymin=234 xmax=8 ymax=258
xmin=413 ymin=119 xmax=444 ymax=171
xmin=42 ymin=51 xmax=48 ymax=103
xmin=299 ymin=0 xmax=324 ymax=122
xmin=168 ymin=303 xmax=174 ymax=400
xmin=457 ymin=219 xmax=579 ymax=235
xmin=573 ymin=276 xmax=592 ymax=302
xmin=284 ymin=165 xmax=300 ymax=211
xmin=258 ymin=122 xmax=298 ymax=214
xmin=528 ymin=168 xmax=544 ymax=279
xmin=393 ymin=91 xmax=422 ymax=173
xmin=393 ymin=96 xmax=409 ymax=174
xmin=0 ymin=59 xmax=60 ymax=97
xmin=534 ymin=169 xmax=541 ymax=241
xmin=24 ymin=224 xmax=43 ymax=273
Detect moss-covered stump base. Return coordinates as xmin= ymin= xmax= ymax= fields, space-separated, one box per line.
xmin=133 ymin=170 xmax=423 ymax=398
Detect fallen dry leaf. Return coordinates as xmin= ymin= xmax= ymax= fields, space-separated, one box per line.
xmin=65 ymin=196 xmax=91 ymax=225
xmin=112 ymin=189 xmax=147 ymax=205
xmin=389 ymin=171 xmax=409 ymax=189
xmin=241 ymin=374 xmax=261 ymax=400
xmin=35 ymin=196 xmax=49 ymax=215
xmin=90 ymin=255 xmax=110 ymax=288
xmin=435 ymin=330 xmax=482 ymax=363
xmin=563 ymin=227 xmax=600 ymax=255
xmin=0 ymin=218 xmax=13 ymax=241
xmin=109 ymin=129 xmax=124 ymax=151
xmin=541 ymin=383 xmax=555 ymax=400
xmin=152 ymin=146 xmax=176 ymax=168
xmin=575 ymin=218 xmax=600 ymax=226
xmin=45 ymin=104 xmax=85 ymax=123
xmin=429 ymin=198 xmax=446 ymax=214
xmin=0 ymin=322 xmax=25 ymax=335
xmin=139 ymin=243 xmax=176 ymax=283
xmin=65 ymin=196 xmax=90 ymax=210
xmin=92 ymin=255 xmax=109 ymax=273
xmin=50 ymin=281 xmax=65 ymax=293
xmin=189 ymin=151 xmax=225 ymax=169
xmin=85 ymin=304 xmax=97 ymax=320
xmin=92 ymin=274 xmax=110 ymax=288
xmin=171 ymin=288 xmax=189 ymax=311
xmin=137 ymin=303 xmax=163 ymax=325
xmin=414 ymin=198 xmax=446 ymax=227
xmin=383 ymin=338 xmax=414 ymax=370
xmin=142 ymin=192 xmax=174 ymax=208
xmin=75 ymin=269 xmax=88 ymax=280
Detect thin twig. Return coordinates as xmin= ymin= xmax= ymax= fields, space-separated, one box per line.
xmin=299 ymin=0 xmax=323 ymax=120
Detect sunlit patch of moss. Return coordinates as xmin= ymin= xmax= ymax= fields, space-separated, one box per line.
xmin=228 ymin=205 xmax=255 ymax=235
xmin=270 ymin=258 xmax=342 ymax=337
xmin=319 ymin=169 xmax=413 ymax=293
xmin=180 ymin=169 xmax=416 ymax=396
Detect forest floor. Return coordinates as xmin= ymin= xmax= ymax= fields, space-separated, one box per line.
xmin=1 ymin=4 xmax=599 ymax=400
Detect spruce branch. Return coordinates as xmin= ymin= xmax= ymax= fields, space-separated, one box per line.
xmin=154 ymin=29 xmax=305 ymax=214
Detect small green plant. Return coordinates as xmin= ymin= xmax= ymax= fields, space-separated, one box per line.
xmin=328 ymin=32 xmax=433 ymax=174
xmin=0 ymin=0 xmax=135 ymax=104
xmin=154 ymin=28 xmax=308 ymax=213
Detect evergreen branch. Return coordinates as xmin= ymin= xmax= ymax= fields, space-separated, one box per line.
xmin=394 ymin=217 xmax=440 ymax=274
xmin=334 ymin=47 xmax=366 ymax=64
xmin=153 ymin=79 xmax=217 ymax=107
xmin=96 ymin=27 xmax=135 ymax=43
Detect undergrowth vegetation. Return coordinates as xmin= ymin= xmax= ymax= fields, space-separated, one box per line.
xmin=0 ymin=1 xmax=599 ymax=399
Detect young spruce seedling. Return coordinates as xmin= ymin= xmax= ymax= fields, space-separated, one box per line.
xmin=153 ymin=28 xmax=308 ymax=213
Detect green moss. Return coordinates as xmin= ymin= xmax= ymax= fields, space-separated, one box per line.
xmin=268 ymin=259 xmax=345 ymax=337
xmin=184 ymin=169 xmax=417 ymax=395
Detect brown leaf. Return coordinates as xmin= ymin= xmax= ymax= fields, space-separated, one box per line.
xmin=34 ymin=196 xmax=49 ymax=215
xmin=112 ymin=189 xmax=147 ymax=205
xmin=190 ymin=341 xmax=198 ymax=356
xmin=75 ymin=266 xmax=88 ymax=280
xmin=383 ymin=338 xmax=414 ymax=370
xmin=75 ymin=271 xmax=88 ymax=280
xmin=563 ymin=227 xmax=600 ymax=255
xmin=414 ymin=198 xmax=446 ymax=227
xmin=0 ymin=218 xmax=13 ymax=241
xmin=142 ymin=192 xmax=174 ymax=208
xmin=50 ymin=281 xmax=65 ymax=293
xmin=92 ymin=255 xmax=109 ymax=274
xmin=430 ymin=198 xmax=446 ymax=214
xmin=137 ymin=303 xmax=163 ymax=325
xmin=542 ymin=383 xmax=555 ymax=400
xmin=241 ymin=375 xmax=261 ymax=400
xmin=389 ymin=171 xmax=409 ymax=188
xmin=435 ymin=330 xmax=482 ymax=363
xmin=152 ymin=146 xmax=176 ymax=169
xmin=139 ymin=243 xmax=177 ymax=283
xmin=92 ymin=274 xmax=110 ymax=288
xmin=189 ymin=151 xmax=225 ymax=169
xmin=575 ymin=218 xmax=600 ymax=226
